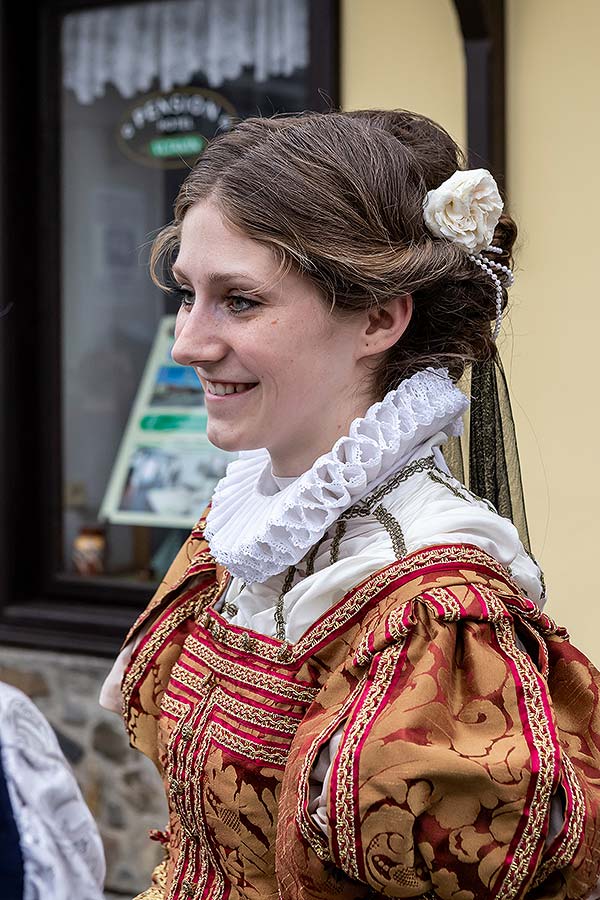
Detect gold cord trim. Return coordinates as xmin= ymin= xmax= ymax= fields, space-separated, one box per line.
xmin=372 ymin=504 xmax=406 ymax=558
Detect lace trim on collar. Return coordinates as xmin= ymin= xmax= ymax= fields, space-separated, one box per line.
xmin=204 ymin=368 xmax=469 ymax=584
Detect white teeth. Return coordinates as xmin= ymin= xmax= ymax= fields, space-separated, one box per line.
xmin=205 ymin=380 xmax=255 ymax=396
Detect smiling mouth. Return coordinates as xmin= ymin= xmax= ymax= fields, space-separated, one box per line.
xmin=204 ymin=380 xmax=258 ymax=397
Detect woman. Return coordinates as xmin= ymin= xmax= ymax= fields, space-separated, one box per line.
xmin=102 ymin=110 xmax=600 ymax=900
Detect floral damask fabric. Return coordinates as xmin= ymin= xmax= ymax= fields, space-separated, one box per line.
xmin=280 ymin=586 xmax=600 ymax=899
xmin=122 ymin=519 xmax=600 ymax=900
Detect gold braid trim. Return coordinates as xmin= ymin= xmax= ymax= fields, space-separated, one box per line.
xmin=121 ymin=583 xmax=214 ymax=718
xmin=372 ymin=504 xmax=407 ymax=558
xmin=295 ymin=682 xmax=364 ymax=863
xmin=184 ymin=636 xmax=319 ymax=703
xmin=333 ymin=642 xmax=406 ymax=879
xmin=531 ymin=751 xmax=586 ymax=887
xmin=481 ymin=587 xmax=559 ymax=900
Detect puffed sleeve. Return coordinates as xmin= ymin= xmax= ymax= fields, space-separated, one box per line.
xmin=324 ymin=587 xmax=600 ymax=899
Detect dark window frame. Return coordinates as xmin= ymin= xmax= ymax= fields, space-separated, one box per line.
xmin=0 ymin=0 xmax=340 ymax=656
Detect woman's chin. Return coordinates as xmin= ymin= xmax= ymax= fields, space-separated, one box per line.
xmin=206 ymin=425 xmax=264 ymax=454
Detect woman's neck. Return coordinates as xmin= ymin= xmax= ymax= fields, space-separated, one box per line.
xmin=268 ymin=392 xmax=375 ymax=477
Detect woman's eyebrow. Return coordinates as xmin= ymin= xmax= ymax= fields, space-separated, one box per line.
xmin=208 ymin=271 xmax=262 ymax=287
xmin=171 ymin=266 xmax=263 ymax=287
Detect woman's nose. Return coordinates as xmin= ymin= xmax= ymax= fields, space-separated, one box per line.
xmin=171 ymin=307 xmax=228 ymax=367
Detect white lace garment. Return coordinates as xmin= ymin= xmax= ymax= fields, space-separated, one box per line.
xmin=0 ymin=683 xmax=106 ymax=900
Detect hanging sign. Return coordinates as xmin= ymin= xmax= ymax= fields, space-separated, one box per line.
xmin=117 ymin=86 xmax=237 ymax=169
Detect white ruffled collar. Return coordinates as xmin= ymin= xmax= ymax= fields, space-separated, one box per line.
xmin=204 ymin=368 xmax=469 ymax=584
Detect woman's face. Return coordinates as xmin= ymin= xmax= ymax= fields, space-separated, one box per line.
xmin=171 ymin=200 xmax=377 ymax=476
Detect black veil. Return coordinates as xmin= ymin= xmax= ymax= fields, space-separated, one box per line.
xmin=443 ymin=357 xmax=531 ymax=553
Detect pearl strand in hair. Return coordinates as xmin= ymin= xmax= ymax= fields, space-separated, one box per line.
xmin=468 ymin=247 xmax=515 ymax=341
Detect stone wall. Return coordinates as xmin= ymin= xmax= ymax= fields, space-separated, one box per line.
xmin=0 ymin=646 xmax=166 ymax=896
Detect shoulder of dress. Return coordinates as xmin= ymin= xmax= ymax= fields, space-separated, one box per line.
xmin=121 ymin=505 xmax=217 ymax=649
xmin=190 ymin=504 xmax=211 ymax=540
xmin=348 ymin=541 xmax=516 ymax=608
xmin=349 ymin=543 xmax=564 ymax=667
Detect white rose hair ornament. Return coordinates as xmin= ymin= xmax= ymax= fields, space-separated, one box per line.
xmin=423 ymin=168 xmax=514 ymax=340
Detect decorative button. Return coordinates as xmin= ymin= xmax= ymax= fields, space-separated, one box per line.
xmin=180 ymin=819 xmax=199 ymax=841
xmin=277 ymin=642 xmax=292 ymax=662
xmin=242 ymin=632 xmax=256 ymax=652
xmin=182 ymin=878 xmax=195 ymax=896
xmin=181 ymin=723 xmax=194 ymax=741
xmin=170 ymin=779 xmax=185 ymax=797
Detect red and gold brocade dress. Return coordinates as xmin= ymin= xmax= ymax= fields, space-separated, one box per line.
xmin=111 ymin=371 xmax=600 ymax=900
xmin=120 ymin=513 xmax=600 ymax=900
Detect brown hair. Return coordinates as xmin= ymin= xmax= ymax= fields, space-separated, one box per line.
xmin=151 ymin=109 xmax=516 ymax=396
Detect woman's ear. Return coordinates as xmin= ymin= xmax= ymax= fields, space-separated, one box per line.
xmin=359 ymin=294 xmax=413 ymax=359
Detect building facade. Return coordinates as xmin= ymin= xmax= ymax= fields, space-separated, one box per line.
xmin=1 ymin=0 xmax=598 ymax=894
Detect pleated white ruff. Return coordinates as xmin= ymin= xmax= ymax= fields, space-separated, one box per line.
xmin=205 ymin=368 xmax=469 ymax=584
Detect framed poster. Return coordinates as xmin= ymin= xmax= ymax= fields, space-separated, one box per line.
xmin=100 ymin=315 xmax=232 ymax=528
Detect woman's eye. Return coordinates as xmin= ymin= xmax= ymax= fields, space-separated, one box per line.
xmin=176 ymin=287 xmax=194 ymax=309
xmin=226 ymin=295 xmax=259 ymax=314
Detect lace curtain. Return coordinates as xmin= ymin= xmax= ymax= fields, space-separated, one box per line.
xmin=62 ymin=0 xmax=309 ymax=105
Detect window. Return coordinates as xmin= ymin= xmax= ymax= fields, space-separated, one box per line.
xmin=0 ymin=0 xmax=339 ymax=654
